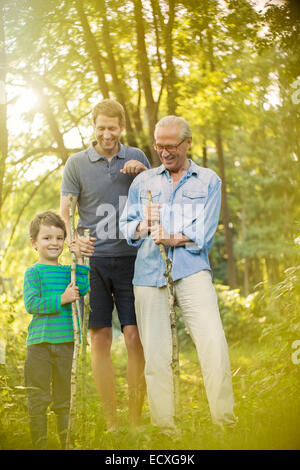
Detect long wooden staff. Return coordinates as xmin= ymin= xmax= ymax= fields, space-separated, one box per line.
xmin=146 ymin=190 xmax=180 ymax=418
xmin=66 ymin=194 xmax=80 ymax=449
xmin=81 ymin=229 xmax=91 ymax=358
xmin=79 ymin=228 xmax=91 ymax=440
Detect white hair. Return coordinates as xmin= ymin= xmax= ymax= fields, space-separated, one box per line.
xmin=154 ymin=115 xmax=192 ymax=140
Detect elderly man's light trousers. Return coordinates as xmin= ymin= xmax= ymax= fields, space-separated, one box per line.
xmin=134 ymin=270 xmax=235 ymax=428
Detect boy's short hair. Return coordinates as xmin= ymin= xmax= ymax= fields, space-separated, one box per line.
xmin=92 ymin=99 xmax=126 ymax=128
xmin=29 ymin=211 xmax=67 ymax=241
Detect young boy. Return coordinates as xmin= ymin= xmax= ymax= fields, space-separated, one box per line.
xmin=23 ymin=210 xmax=90 ymax=449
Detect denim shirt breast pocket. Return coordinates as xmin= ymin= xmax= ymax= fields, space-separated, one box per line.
xmin=182 ymin=190 xmax=208 ymax=235
xmin=182 ymin=189 xmax=207 ymax=218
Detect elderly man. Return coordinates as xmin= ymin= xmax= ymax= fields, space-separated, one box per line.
xmin=120 ymin=115 xmax=235 ymax=430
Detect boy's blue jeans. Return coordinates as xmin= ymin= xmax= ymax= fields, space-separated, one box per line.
xmin=24 ymin=342 xmax=74 ymax=417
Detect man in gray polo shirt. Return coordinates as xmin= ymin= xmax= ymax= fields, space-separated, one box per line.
xmin=60 ymin=99 xmax=150 ymax=431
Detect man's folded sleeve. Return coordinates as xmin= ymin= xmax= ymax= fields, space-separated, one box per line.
xmin=119 ymin=185 xmax=144 ymax=247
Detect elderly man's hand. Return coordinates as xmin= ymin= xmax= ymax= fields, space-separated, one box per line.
xmin=120 ymin=160 xmax=148 ymax=175
xmin=146 ymin=203 xmax=161 ymax=226
xmin=150 ymin=225 xmax=174 ymax=247
xmin=136 ymin=203 xmax=161 ymax=238
xmin=150 ymin=225 xmax=191 ymax=247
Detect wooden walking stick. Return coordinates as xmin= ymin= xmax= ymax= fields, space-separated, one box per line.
xmin=81 ymin=229 xmax=91 ymax=373
xmin=66 ymin=194 xmax=80 ymax=449
xmin=79 ymin=229 xmax=91 ymax=440
xmin=146 ymin=190 xmax=180 ymax=417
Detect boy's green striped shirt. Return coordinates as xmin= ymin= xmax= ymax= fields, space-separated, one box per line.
xmin=23 ymin=263 xmax=90 ymax=346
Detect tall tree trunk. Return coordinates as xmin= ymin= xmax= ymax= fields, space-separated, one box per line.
xmin=95 ymin=0 xmax=138 ymax=147
xmin=243 ymin=258 xmax=249 ymax=296
xmin=215 ymin=124 xmax=237 ymax=288
xmin=206 ymin=26 xmax=237 ymax=288
xmin=265 ymin=255 xmax=280 ymax=285
xmin=241 ymin=205 xmax=249 ymax=296
xmin=164 ymin=0 xmax=177 ymax=115
xmin=133 ymin=0 xmax=160 ymax=166
xmin=250 ymin=257 xmax=263 ymax=289
xmin=150 ymin=0 xmax=178 ymax=115
xmin=0 ymin=0 xmax=8 ymax=212
xmin=133 ymin=75 xmax=153 ymax=159
xmin=75 ymin=0 xmax=110 ymax=99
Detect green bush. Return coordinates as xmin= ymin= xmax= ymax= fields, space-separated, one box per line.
xmin=257 ymin=266 xmax=300 ymax=400
xmin=175 ymin=282 xmax=265 ymax=347
xmin=0 ymin=292 xmax=28 ymax=449
xmin=216 ymin=285 xmax=265 ymax=343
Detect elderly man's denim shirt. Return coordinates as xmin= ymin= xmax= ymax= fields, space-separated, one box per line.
xmin=119 ymin=160 xmax=222 ymax=287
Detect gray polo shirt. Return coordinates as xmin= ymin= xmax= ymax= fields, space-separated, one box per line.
xmin=61 ymin=141 xmax=150 ymax=257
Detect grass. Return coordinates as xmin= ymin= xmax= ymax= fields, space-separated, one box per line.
xmin=0 ymin=334 xmax=300 ymax=451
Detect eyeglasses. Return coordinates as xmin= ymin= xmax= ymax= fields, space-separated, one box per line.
xmin=153 ymin=138 xmax=186 ymax=154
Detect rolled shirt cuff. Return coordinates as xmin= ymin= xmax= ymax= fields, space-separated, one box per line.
xmin=124 ymin=219 xmax=145 ymax=247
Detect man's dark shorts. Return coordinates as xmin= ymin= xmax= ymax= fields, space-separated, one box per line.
xmin=89 ymin=256 xmax=137 ymax=330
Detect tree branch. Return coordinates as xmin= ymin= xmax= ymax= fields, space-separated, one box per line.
xmin=10 ymin=147 xmax=84 ymax=166
xmin=0 ymin=163 xmax=63 ymax=266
